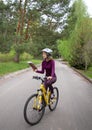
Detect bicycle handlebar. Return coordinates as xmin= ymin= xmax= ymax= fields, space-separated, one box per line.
xmin=33 ymin=76 xmax=46 ymax=82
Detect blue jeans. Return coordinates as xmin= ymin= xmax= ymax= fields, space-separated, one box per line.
xmin=44 ymin=77 xmax=57 ymax=94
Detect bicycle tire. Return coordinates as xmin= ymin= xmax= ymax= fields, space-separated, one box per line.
xmin=49 ymin=87 xmax=59 ymax=111
xmin=24 ymin=94 xmax=45 ymax=125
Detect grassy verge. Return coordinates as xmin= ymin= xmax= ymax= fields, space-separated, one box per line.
xmin=61 ymin=59 xmax=92 ymax=79
xmin=0 ymin=60 xmax=41 ymax=76
xmin=80 ymin=66 xmax=92 ymax=79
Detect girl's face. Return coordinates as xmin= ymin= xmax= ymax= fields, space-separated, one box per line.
xmin=42 ymin=52 xmax=47 ymax=59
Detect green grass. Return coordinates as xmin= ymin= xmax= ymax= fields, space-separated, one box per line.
xmin=80 ymin=66 xmax=92 ymax=79
xmin=0 ymin=60 xmax=41 ymax=76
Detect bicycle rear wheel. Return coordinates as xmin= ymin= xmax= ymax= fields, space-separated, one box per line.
xmin=49 ymin=87 xmax=59 ymax=111
xmin=24 ymin=94 xmax=45 ymax=125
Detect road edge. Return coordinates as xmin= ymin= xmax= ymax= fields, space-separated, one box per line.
xmin=0 ymin=60 xmax=92 ymax=84
xmin=72 ymin=67 xmax=92 ymax=84
xmin=57 ymin=59 xmax=92 ymax=84
xmin=0 ymin=68 xmax=31 ymax=80
xmin=0 ymin=63 xmax=41 ymax=80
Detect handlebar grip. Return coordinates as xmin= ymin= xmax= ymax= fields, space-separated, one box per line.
xmin=33 ymin=76 xmax=40 ymax=80
xmin=33 ymin=76 xmax=46 ymax=82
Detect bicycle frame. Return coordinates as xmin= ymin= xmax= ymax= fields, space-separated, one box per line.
xmin=32 ymin=76 xmax=51 ymax=110
xmin=40 ymin=83 xmax=51 ymax=105
xmin=33 ymin=84 xmax=51 ymax=110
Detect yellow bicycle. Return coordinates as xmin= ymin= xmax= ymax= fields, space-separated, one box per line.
xmin=24 ymin=76 xmax=59 ymax=125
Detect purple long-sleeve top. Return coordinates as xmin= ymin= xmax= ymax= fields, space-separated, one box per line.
xmin=36 ymin=59 xmax=56 ymax=77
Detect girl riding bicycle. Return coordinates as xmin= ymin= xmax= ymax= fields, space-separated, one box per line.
xmin=34 ymin=48 xmax=57 ymax=97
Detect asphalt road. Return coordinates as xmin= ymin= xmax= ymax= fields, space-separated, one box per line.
xmin=0 ymin=61 xmax=92 ymax=130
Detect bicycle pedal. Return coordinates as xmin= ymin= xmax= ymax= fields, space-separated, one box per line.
xmin=33 ymin=107 xmax=37 ymax=110
xmin=50 ymin=94 xmax=55 ymax=99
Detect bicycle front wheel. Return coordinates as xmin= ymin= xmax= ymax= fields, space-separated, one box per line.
xmin=24 ymin=94 xmax=45 ymax=125
xmin=49 ymin=87 xmax=59 ymax=111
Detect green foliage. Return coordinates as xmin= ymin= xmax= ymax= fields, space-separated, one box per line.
xmin=0 ymin=61 xmax=27 ymax=76
xmin=70 ymin=44 xmax=85 ymax=69
xmin=0 ymin=49 xmax=15 ymax=62
xmin=83 ymin=40 xmax=92 ymax=69
xmin=59 ymin=0 xmax=92 ymax=70
xmin=70 ymin=16 xmax=92 ymax=69
xmin=20 ymin=52 xmax=33 ymax=61
xmin=30 ymin=26 xmax=61 ymax=58
xmin=57 ymin=40 xmax=72 ymax=61
xmin=80 ymin=65 xmax=92 ymax=78
xmin=0 ymin=0 xmax=71 ymax=62
xmin=14 ymin=43 xmax=26 ymax=54
xmin=0 ymin=0 xmax=16 ymax=53
xmin=0 ymin=49 xmax=32 ymax=62
xmin=0 ymin=59 xmax=41 ymax=76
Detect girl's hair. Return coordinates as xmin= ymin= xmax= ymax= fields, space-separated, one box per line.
xmin=46 ymin=55 xmax=53 ymax=61
xmin=43 ymin=51 xmax=53 ymax=61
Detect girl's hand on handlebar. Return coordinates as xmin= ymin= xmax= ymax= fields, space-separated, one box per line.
xmin=34 ymin=69 xmax=38 ymax=72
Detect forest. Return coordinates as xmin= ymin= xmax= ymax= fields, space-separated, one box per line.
xmin=0 ymin=0 xmax=92 ymax=77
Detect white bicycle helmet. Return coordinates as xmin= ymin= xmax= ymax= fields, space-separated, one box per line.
xmin=42 ymin=48 xmax=53 ymax=55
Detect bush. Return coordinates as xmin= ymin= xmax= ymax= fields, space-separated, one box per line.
xmin=20 ymin=52 xmax=33 ymax=61
xmin=0 ymin=49 xmax=15 ymax=62
xmin=0 ymin=49 xmax=33 ymax=62
xmin=57 ymin=40 xmax=72 ymax=61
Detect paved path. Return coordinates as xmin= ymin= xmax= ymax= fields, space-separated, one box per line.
xmin=0 ymin=61 xmax=92 ymax=130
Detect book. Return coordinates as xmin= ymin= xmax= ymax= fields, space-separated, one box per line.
xmin=27 ymin=61 xmax=37 ymax=70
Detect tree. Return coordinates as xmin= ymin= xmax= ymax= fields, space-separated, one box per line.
xmin=13 ymin=0 xmax=70 ymax=62
xmin=1 ymin=0 xmax=70 ymax=62
xmin=58 ymin=0 xmax=92 ymax=69
xmin=69 ymin=1 xmax=92 ymax=69
xmin=0 ymin=0 xmax=16 ymax=53
xmin=30 ymin=25 xmax=61 ymax=57
xmin=82 ymin=18 xmax=92 ymax=70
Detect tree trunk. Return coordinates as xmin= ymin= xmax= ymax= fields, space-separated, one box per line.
xmin=14 ymin=52 xmax=20 ymax=63
xmin=85 ymin=60 xmax=88 ymax=71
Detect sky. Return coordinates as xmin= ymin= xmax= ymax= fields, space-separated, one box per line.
xmin=3 ymin=0 xmax=92 ymax=17
xmin=83 ymin=0 xmax=92 ymax=16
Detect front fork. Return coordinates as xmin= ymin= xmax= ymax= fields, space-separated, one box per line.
xmin=33 ymin=90 xmax=43 ymax=110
